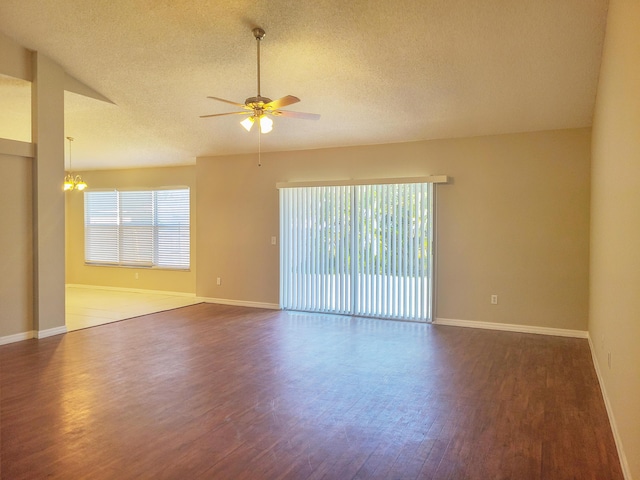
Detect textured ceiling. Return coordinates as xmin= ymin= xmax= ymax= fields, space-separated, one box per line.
xmin=0 ymin=0 xmax=608 ymax=170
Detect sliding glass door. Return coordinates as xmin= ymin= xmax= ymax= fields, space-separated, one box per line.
xmin=280 ymin=182 xmax=434 ymax=322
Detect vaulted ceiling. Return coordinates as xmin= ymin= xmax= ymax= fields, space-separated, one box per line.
xmin=0 ymin=0 xmax=609 ymax=170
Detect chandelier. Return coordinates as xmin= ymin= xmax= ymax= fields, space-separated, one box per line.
xmin=63 ymin=136 xmax=87 ymax=191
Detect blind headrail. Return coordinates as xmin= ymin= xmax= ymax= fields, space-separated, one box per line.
xmin=276 ymin=175 xmax=449 ymax=189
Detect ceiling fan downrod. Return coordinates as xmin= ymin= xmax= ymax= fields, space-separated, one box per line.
xmin=253 ymin=27 xmax=265 ymax=99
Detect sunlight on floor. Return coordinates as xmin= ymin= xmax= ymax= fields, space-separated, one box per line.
xmin=65 ymin=285 xmax=201 ymax=331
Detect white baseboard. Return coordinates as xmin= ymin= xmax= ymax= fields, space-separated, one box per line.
xmin=587 ymin=336 xmax=632 ymax=480
xmin=434 ymin=317 xmax=588 ymax=338
xmin=0 ymin=331 xmax=34 ymax=345
xmin=66 ymin=284 xmax=196 ymax=298
xmin=198 ymin=297 xmax=280 ymax=310
xmin=35 ymin=326 xmax=68 ymax=339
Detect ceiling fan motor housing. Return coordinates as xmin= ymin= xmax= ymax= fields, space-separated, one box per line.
xmin=245 ymin=96 xmax=273 ymax=110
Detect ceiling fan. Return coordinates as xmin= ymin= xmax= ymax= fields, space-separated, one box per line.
xmin=201 ymin=27 xmax=320 ymax=133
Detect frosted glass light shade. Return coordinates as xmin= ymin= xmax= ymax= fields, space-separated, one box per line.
xmin=241 ymin=115 xmax=273 ymax=133
xmin=241 ymin=117 xmax=255 ymax=131
xmin=259 ymin=116 xmax=273 ymax=134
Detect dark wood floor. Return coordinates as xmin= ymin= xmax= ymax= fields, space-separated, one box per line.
xmin=0 ymin=304 xmax=622 ymax=479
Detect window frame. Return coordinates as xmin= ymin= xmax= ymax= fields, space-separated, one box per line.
xmin=83 ymin=187 xmax=191 ymax=271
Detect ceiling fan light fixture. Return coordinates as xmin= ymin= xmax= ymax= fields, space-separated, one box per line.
xmin=259 ymin=115 xmax=273 ymax=134
xmin=241 ymin=116 xmax=255 ymax=132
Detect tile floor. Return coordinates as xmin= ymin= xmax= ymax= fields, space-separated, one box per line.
xmin=65 ymin=285 xmax=202 ymax=331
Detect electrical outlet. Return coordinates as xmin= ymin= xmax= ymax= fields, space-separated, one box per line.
xmin=491 ymin=294 xmax=498 ymax=305
xmin=135 ymin=272 xmax=139 ymax=280
xmin=216 ymin=277 xmax=221 ymax=286
xmin=271 ymin=236 xmax=277 ymax=245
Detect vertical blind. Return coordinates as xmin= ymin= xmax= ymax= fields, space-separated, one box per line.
xmin=84 ymin=188 xmax=190 ymax=269
xmin=280 ymin=182 xmax=434 ymax=321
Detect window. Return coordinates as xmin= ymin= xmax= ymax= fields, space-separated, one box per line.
xmin=279 ymin=181 xmax=434 ymax=322
xmin=84 ymin=188 xmax=190 ymax=269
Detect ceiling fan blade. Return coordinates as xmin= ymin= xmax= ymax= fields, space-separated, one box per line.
xmin=264 ymin=95 xmax=300 ymax=110
xmin=207 ymin=96 xmax=247 ymax=108
xmin=200 ymin=111 xmax=252 ymax=118
xmin=273 ymin=110 xmax=321 ymax=120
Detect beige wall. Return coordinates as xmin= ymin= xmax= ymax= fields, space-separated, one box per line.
xmin=65 ymin=166 xmax=196 ymax=294
xmin=197 ymin=128 xmax=591 ymax=331
xmin=31 ymin=52 xmax=66 ymax=333
xmin=1 ymin=33 xmax=66 ymax=338
xmin=0 ymin=154 xmax=33 ymax=338
xmin=0 ymin=31 xmax=31 ymax=81
xmin=590 ymin=0 xmax=640 ymax=477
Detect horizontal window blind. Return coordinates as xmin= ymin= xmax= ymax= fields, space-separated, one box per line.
xmin=120 ymin=191 xmax=154 ymax=266
xmin=84 ymin=188 xmax=190 ymax=269
xmin=280 ymin=182 xmax=433 ymax=322
xmin=155 ymin=189 xmax=191 ymax=268
xmin=84 ymin=191 xmax=119 ymax=264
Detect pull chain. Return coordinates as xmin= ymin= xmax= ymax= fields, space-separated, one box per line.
xmin=258 ymin=128 xmax=262 ymax=167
